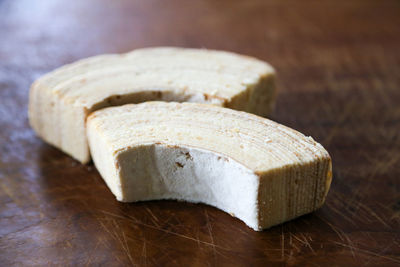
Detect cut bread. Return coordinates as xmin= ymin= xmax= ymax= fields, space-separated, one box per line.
xmin=28 ymin=47 xmax=276 ymax=163
xmin=87 ymin=102 xmax=332 ymax=230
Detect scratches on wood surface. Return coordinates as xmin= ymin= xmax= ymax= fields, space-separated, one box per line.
xmin=145 ymin=207 xmax=160 ymax=228
xmin=281 ymin=226 xmax=285 ymax=260
xmin=333 ymin=241 xmax=400 ymax=264
xmin=204 ymin=208 xmax=217 ymax=257
xmin=98 ymin=209 xmax=230 ymax=251
xmin=325 ymin=200 xmax=358 ymax=227
xmin=84 ymin=238 xmax=101 ymax=266
xmin=141 ymin=235 xmax=147 ymax=267
xmin=317 ymin=215 xmax=356 ymax=259
xmin=355 ymin=201 xmax=391 ymax=230
xmin=291 ymin=232 xmax=316 ymax=255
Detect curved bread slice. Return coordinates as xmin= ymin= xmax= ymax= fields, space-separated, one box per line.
xmin=28 ymin=47 xmax=276 ymax=163
xmin=87 ymin=102 xmax=332 ymax=231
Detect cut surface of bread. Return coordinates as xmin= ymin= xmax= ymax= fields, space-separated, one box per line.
xmin=87 ymin=102 xmax=332 ymax=230
xmin=28 ymin=47 xmax=276 ymax=163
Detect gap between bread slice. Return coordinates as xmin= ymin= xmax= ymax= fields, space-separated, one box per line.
xmin=87 ymin=102 xmax=332 ymax=231
xmin=28 ymin=47 xmax=276 ymax=163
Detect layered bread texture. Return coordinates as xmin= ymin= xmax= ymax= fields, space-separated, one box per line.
xmin=87 ymin=102 xmax=332 ymax=230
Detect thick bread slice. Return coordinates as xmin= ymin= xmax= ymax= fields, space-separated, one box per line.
xmin=87 ymin=102 xmax=332 ymax=231
xmin=28 ymin=47 xmax=276 ymax=163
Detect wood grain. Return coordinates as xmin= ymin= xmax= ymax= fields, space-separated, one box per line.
xmin=1 ymin=0 xmax=400 ymax=266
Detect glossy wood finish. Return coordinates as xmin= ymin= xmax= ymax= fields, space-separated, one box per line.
xmin=1 ymin=0 xmax=399 ymax=266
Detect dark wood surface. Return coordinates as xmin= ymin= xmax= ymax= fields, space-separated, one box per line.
xmin=1 ymin=0 xmax=400 ymax=266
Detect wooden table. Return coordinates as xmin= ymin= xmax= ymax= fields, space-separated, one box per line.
xmin=1 ymin=0 xmax=399 ymax=266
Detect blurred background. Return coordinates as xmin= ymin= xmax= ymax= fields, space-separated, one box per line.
xmin=0 ymin=0 xmax=399 ymax=266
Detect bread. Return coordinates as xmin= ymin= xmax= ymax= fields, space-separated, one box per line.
xmin=28 ymin=47 xmax=276 ymax=163
xmin=87 ymin=102 xmax=332 ymax=230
